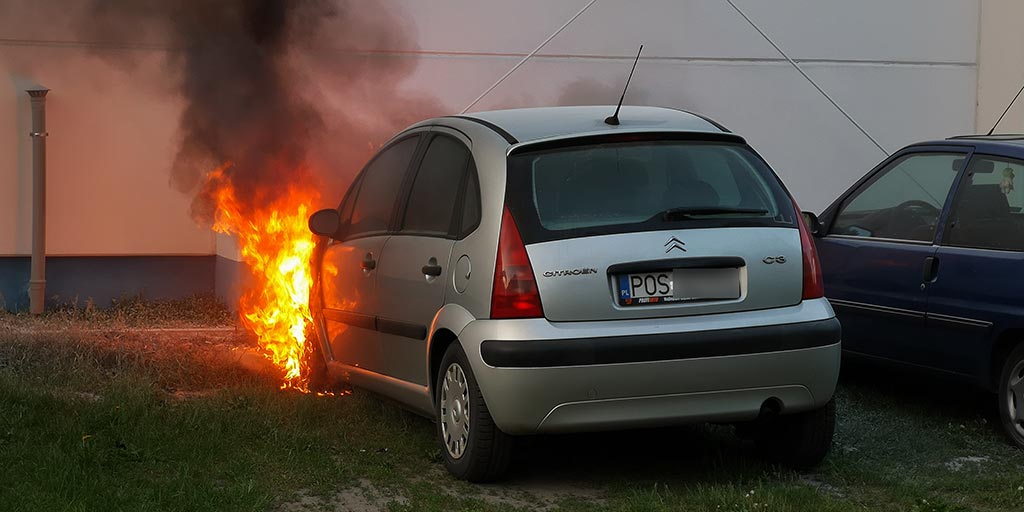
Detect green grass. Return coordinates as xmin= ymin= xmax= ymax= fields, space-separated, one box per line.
xmin=1 ymin=316 xmax=1023 ymax=511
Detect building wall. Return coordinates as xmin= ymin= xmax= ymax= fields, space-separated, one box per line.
xmin=0 ymin=50 xmax=214 ymax=257
xmin=976 ymin=0 xmax=1024 ymax=134
xmin=396 ymin=0 xmax=979 ymax=212
xmin=1 ymin=0 xmax=1014 ymax=310
xmin=0 ymin=47 xmax=218 ymax=309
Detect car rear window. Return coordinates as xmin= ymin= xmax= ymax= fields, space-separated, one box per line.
xmin=505 ymin=138 xmax=797 ymax=243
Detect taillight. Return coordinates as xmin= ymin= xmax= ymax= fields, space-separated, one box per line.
xmin=793 ymin=200 xmax=824 ymax=299
xmin=491 ymin=207 xmax=544 ymax=319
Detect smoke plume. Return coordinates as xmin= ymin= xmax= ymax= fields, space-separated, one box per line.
xmin=27 ymin=0 xmax=443 ymax=219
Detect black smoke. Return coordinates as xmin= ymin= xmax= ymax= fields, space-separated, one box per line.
xmin=5 ymin=0 xmax=443 ymax=219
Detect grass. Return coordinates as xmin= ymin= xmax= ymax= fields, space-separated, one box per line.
xmin=0 ymin=293 xmax=234 ymax=330
xmin=1 ymin=304 xmax=1023 ymax=511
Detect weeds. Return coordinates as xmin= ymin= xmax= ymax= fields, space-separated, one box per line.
xmin=1 ymin=316 xmax=1023 ymax=511
xmin=0 ymin=293 xmax=235 ymax=330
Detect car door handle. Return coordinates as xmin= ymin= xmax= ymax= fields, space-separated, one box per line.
xmin=922 ymin=256 xmax=939 ymax=283
xmin=422 ymin=262 xmax=443 ymax=277
xmin=361 ymin=253 xmax=377 ymax=271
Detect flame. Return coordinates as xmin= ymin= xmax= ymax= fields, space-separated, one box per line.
xmin=206 ymin=163 xmax=319 ymax=391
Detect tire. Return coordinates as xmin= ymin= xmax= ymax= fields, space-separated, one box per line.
xmin=435 ymin=342 xmax=513 ymax=482
xmin=754 ymin=399 xmax=835 ymax=469
xmin=997 ymin=343 xmax=1024 ymax=448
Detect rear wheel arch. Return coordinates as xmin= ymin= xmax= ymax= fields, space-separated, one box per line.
xmin=429 ymin=328 xmax=459 ymax=401
xmin=991 ymin=329 xmax=1024 ymax=390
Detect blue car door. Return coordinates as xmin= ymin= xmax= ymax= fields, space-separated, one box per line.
xmin=926 ymin=153 xmax=1024 ymax=379
xmin=816 ymin=148 xmax=970 ymax=362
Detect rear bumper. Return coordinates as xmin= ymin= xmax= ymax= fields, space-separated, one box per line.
xmin=458 ymin=298 xmax=841 ymax=434
xmin=481 ymin=317 xmax=839 ymax=367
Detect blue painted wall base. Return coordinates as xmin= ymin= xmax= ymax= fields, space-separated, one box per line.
xmin=215 ymin=256 xmax=246 ymax=313
xmin=0 ymin=255 xmax=216 ymax=312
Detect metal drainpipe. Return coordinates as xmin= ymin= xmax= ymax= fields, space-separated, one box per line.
xmin=27 ymin=87 xmax=48 ymax=315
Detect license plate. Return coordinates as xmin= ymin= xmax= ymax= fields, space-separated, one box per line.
xmin=617 ymin=268 xmax=740 ymax=306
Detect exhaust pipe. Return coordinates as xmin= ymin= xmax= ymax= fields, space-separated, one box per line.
xmin=26 ymin=87 xmax=48 ymax=315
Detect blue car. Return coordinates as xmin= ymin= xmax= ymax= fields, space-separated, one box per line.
xmin=809 ymin=135 xmax=1024 ymax=448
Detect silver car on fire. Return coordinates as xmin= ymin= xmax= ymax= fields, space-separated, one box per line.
xmin=306 ymin=106 xmax=841 ymax=481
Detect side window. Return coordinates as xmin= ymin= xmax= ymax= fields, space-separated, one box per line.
xmin=401 ymin=135 xmax=471 ymax=236
xmin=337 ymin=174 xmax=362 ymax=226
xmin=945 ymin=155 xmax=1024 ymax=251
xmin=832 ymin=153 xmax=963 ymax=242
xmin=348 ymin=136 xmax=419 ymax=238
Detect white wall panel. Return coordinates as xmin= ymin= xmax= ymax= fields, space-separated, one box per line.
xmin=401 ymin=56 xmax=975 ymax=212
xmin=401 ymin=0 xmax=978 ymax=63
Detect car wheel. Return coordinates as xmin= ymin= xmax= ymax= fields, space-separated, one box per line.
xmin=435 ymin=342 xmax=513 ymax=482
xmin=754 ymin=399 xmax=835 ymax=469
xmin=998 ymin=343 xmax=1024 ymax=448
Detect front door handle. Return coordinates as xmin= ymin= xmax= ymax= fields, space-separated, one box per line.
xmin=361 ymin=253 xmax=377 ymax=271
xmin=422 ymin=257 xmax=443 ymax=277
xmin=922 ymin=256 xmax=939 ymax=284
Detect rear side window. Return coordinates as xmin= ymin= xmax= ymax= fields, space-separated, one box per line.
xmin=458 ymin=163 xmax=481 ymax=237
xmin=348 ymin=136 xmax=419 ymax=238
xmin=401 ymin=135 xmax=471 ymax=236
xmin=506 ymin=139 xmax=795 ymax=243
xmin=944 ymin=155 xmax=1024 ymax=251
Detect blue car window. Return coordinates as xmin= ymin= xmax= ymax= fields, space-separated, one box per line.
xmin=945 ymin=155 xmax=1024 ymax=252
xmin=832 ymin=153 xmax=962 ymax=242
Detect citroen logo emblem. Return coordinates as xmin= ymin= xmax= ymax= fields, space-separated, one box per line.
xmin=664 ymin=236 xmax=686 ymax=253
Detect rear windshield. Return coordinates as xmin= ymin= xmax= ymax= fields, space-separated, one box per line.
xmin=506 ymin=139 xmax=797 ymax=243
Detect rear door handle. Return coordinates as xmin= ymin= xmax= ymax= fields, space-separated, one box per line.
xmin=922 ymin=256 xmax=939 ymax=283
xmin=361 ymin=253 xmax=377 ymax=271
xmin=422 ymin=257 xmax=443 ymax=277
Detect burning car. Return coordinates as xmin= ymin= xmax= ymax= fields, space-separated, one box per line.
xmin=306 ymin=106 xmax=841 ymax=481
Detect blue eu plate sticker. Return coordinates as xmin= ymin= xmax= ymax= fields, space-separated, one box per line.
xmin=618 ymin=275 xmax=631 ymax=299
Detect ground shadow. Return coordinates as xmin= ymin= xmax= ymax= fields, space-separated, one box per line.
xmin=502 ymin=423 xmax=766 ymax=486
xmin=838 ymin=355 xmax=999 ymax=422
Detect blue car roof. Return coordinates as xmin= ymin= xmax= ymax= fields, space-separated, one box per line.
xmin=910 ymin=135 xmax=1024 ymax=160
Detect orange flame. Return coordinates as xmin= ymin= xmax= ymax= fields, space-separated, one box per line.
xmin=206 ymin=163 xmax=319 ymax=391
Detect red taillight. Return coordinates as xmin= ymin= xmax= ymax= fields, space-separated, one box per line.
xmin=491 ymin=207 xmax=544 ymax=319
xmin=793 ymin=200 xmax=824 ymax=299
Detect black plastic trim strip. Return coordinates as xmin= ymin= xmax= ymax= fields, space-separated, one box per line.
xmin=323 ymin=308 xmax=376 ymax=330
xmin=447 ymin=115 xmax=519 ymax=144
xmin=607 ymin=257 xmax=745 ymax=275
xmin=323 ymin=309 xmax=428 ymax=340
xmin=828 ymin=298 xmax=923 ymax=319
xmin=480 ymin=317 xmax=841 ymax=368
xmin=377 ymin=318 xmax=428 ymax=340
xmin=926 ymin=312 xmax=993 ymax=330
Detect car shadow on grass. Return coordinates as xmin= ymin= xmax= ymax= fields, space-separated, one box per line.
xmin=838 ymin=355 xmax=1000 ymax=427
xmin=506 ymin=424 xmax=759 ymax=485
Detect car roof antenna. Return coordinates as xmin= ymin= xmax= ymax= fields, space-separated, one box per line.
xmin=987 ymin=81 xmax=1024 ymax=136
xmin=605 ymin=44 xmax=644 ymax=126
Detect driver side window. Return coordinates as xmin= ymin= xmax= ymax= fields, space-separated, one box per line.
xmin=832 ymin=153 xmax=963 ymax=242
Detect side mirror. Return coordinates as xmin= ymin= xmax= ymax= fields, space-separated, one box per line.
xmin=308 ymin=209 xmax=341 ymax=239
xmin=801 ymin=211 xmax=823 ymax=237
